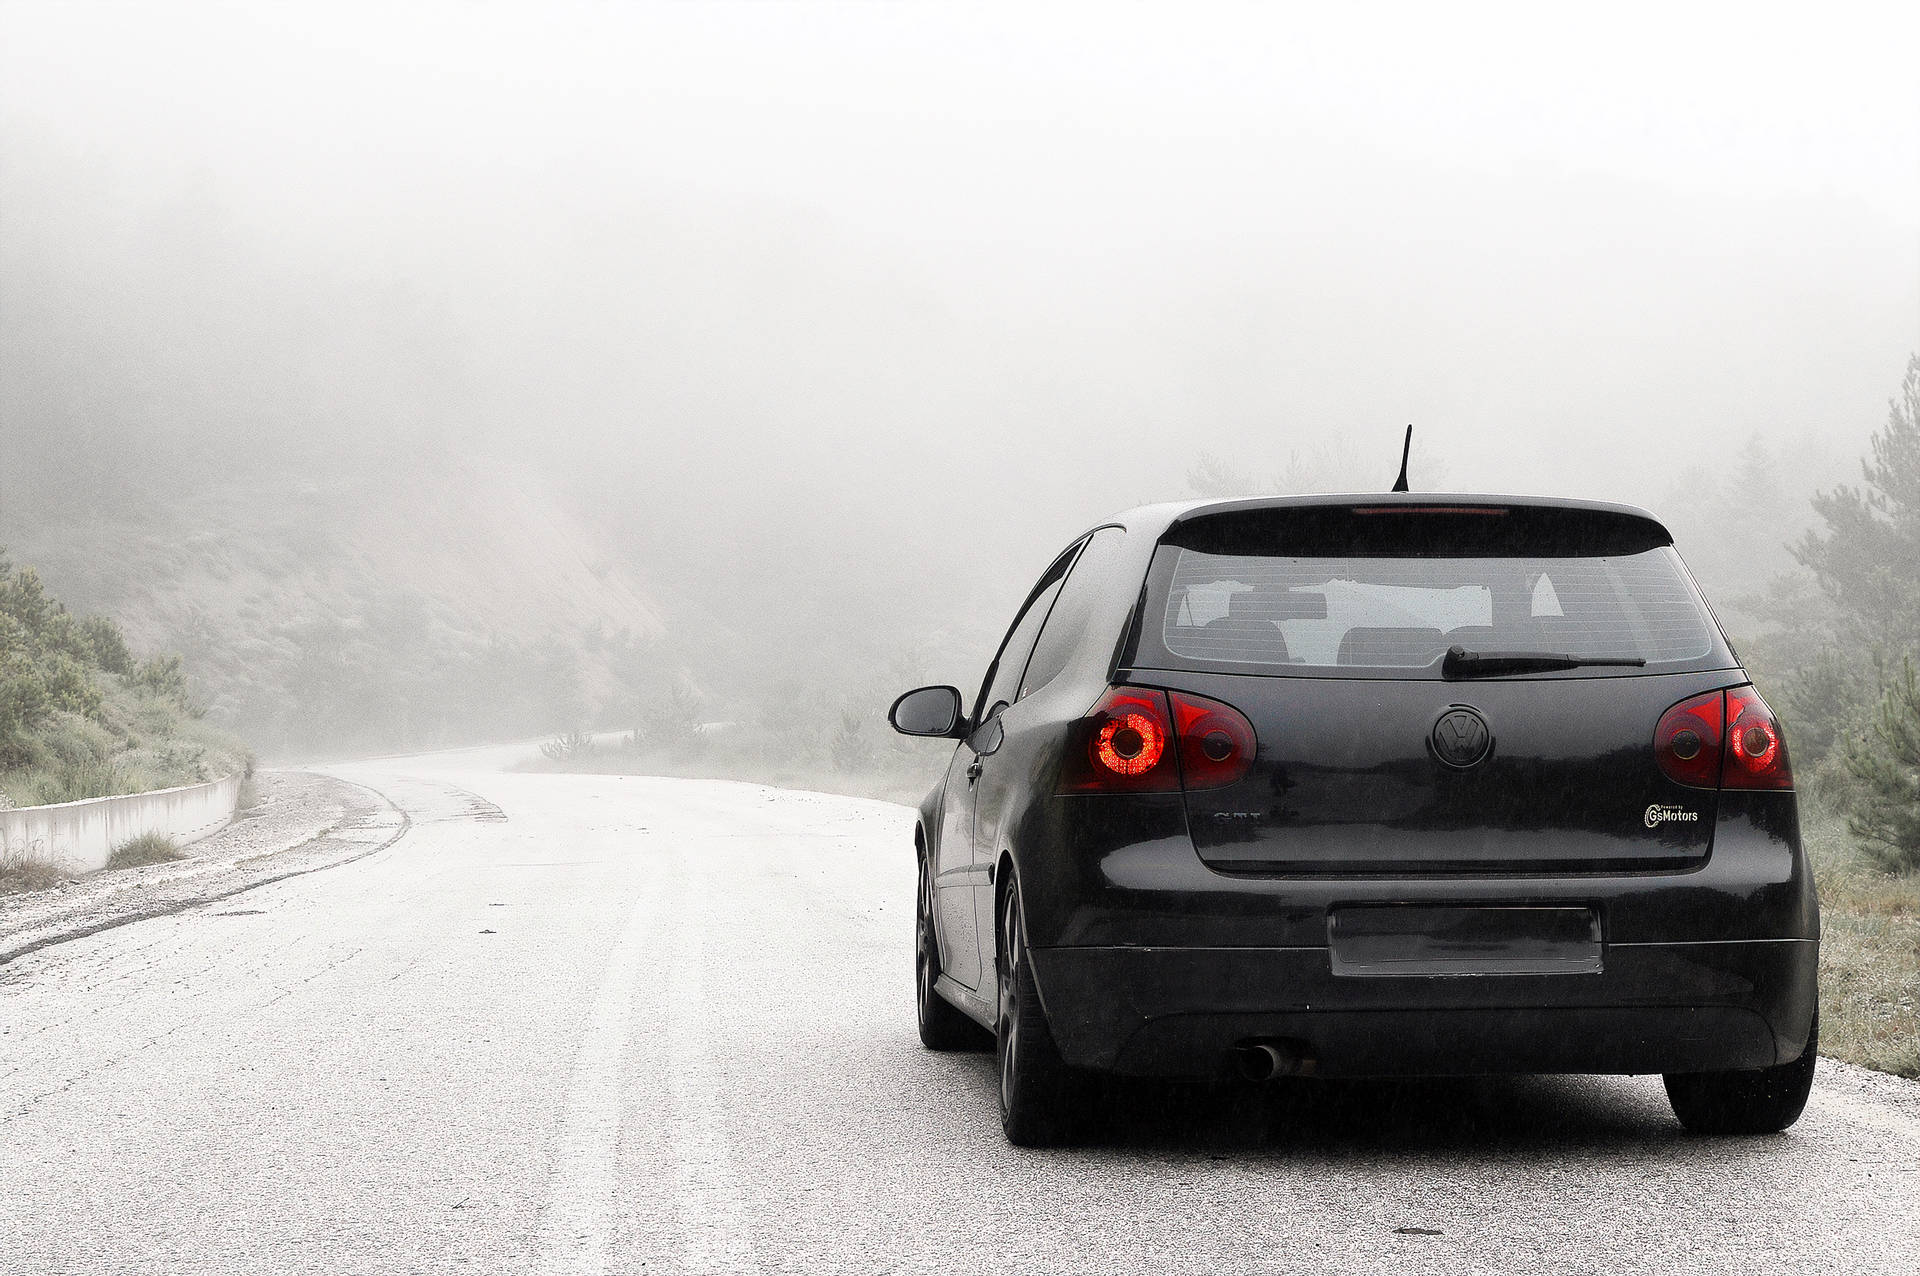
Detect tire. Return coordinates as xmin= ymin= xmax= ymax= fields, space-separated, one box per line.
xmin=996 ymin=877 xmax=1085 ymax=1146
xmin=1664 ymin=1013 xmax=1818 ymax=1135
xmin=916 ymin=856 xmax=983 ymax=1051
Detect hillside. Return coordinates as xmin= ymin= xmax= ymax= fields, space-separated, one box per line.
xmin=1 ymin=458 xmax=665 ymax=757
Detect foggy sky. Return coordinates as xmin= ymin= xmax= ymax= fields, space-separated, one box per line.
xmin=5 ymin=1 xmax=1919 ymax=665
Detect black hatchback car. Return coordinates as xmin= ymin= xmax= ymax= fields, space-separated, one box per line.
xmin=889 ymin=494 xmax=1818 ymax=1145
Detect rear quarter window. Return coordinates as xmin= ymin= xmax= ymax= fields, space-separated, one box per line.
xmin=1019 ymin=527 xmax=1127 ymax=699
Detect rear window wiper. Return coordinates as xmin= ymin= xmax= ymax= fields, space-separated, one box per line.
xmin=1441 ymin=645 xmax=1646 ymax=679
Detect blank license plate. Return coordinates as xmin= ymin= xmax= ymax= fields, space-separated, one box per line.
xmin=1328 ymin=906 xmax=1602 ymax=977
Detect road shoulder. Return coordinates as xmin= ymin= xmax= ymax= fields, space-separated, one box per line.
xmin=0 ymin=770 xmax=406 ymax=968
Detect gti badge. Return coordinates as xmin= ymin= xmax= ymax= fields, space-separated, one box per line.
xmin=1431 ymin=706 xmax=1493 ymax=769
xmin=1645 ymin=803 xmax=1700 ymax=828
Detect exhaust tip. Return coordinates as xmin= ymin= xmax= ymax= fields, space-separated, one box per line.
xmin=1232 ymin=1040 xmax=1315 ymax=1082
xmin=1233 ymin=1043 xmax=1282 ymax=1081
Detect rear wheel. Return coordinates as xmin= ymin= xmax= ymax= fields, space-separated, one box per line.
xmin=1664 ymin=1013 xmax=1818 ymax=1135
xmin=916 ymin=857 xmax=981 ymax=1050
xmin=996 ymin=877 xmax=1084 ymax=1146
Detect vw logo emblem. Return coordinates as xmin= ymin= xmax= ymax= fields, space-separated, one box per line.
xmin=1431 ymin=707 xmax=1493 ymax=769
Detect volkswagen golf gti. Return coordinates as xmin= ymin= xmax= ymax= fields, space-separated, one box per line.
xmin=889 ymin=494 xmax=1818 ymax=1145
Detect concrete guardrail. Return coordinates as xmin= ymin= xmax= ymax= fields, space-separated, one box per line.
xmin=0 ymin=775 xmax=242 ymax=874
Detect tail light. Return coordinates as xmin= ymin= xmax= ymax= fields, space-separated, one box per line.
xmin=1061 ymin=689 xmax=1179 ymax=793
xmin=1654 ymin=686 xmax=1792 ymax=791
xmin=1654 ymin=690 xmax=1723 ymax=788
xmin=1170 ymin=690 xmax=1258 ymax=789
xmin=1059 ymin=687 xmax=1257 ymax=793
xmin=1723 ymin=686 xmax=1792 ymax=790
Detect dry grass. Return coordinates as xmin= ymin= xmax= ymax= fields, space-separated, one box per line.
xmin=1805 ymin=802 xmax=1920 ymax=1078
xmin=0 ymin=847 xmax=66 ymax=894
xmin=1819 ymin=912 xmax=1920 ymax=1076
xmin=106 ymin=832 xmax=184 ymax=870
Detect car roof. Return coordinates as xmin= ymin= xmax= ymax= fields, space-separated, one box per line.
xmin=1097 ymin=492 xmax=1670 ymax=543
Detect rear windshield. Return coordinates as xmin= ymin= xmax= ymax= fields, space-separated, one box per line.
xmin=1139 ymin=546 xmax=1728 ymax=676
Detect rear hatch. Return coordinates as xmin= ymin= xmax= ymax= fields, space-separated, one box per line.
xmin=1128 ymin=500 xmax=1742 ymax=876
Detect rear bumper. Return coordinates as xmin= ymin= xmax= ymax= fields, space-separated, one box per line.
xmin=1029 ymin=937 xmax=1818 ymax=1077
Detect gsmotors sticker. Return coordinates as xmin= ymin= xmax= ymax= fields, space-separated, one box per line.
xmin=1645 ymin=803 xmax=1701 ymax=829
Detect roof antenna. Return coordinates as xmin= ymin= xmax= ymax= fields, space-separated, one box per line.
xmin=1391 ymin=424 xmax=1413 ymax=492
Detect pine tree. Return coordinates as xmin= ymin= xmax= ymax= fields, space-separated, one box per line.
xmin=1843 ymin=657 xmax=1920 ymax=872
xmin=1792 ymin=355 xmax=1920 ymax=656
xmin=1781 ymin=355 xmax=1920 ymax=768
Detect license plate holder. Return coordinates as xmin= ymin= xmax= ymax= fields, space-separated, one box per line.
xmin=1328 ymin=905 xmax=1602 ymax=977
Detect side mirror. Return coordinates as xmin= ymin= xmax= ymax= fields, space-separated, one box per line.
xmin=889 ymin=685 xmax=965 ymax=738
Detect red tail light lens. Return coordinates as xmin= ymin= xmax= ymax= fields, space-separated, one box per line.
xmin=1654 ymin=686 xmax=1792 ymax=791
xmin=1060 ymin=689 xmax=1180 ymax=792
xmin=1095 ymin=707 xmax=1167 ymax=776
xmin=1723 ymin=686 xmax=1792 ymax=790
xmin=1169 ymin=690 xmax=1257 ymax=790
xmin=1060 ymin=687 xmax=1258 ymax=794
xmin=1655 ymin=691 xmax=1723 ymax=788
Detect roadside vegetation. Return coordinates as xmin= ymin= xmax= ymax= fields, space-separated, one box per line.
xmin=0 ymin=846 xmax=64 ymax=894
xmin=0 ymin=551 xmax=248 ymax=811
xmin=1739 ymin=356 xmax=1920 ymax=1077
xmin=1807 ymin=800 xmax=1920 ymax=1077
xmin=105 ymin=832 xmax=184 ymax=870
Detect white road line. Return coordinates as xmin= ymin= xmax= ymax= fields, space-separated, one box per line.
xmin=531 ymin=880 xmax=664 ymax=1276
xmin=668 ymin=874 xmax=755 ymax=1274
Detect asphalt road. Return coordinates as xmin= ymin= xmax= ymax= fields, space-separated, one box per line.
xmin=3 ymin=749 xmax=1917 ymax=1275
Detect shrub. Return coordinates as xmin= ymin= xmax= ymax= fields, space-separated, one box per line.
xmin=0 ymin=560 xmax=56 ymax=635
xmin=133 ymin=654 xmax=192 ymax=710
xmin=540 ymin=730 xmax=597 ymax=761
xmin=38 ymin=650 xmax=103 ymax=719
xmin=0 ymin=551 xmax=240 ymax=804
xmin=1844 ymin=656 xmax=1920 ymax=874
xmin=0 ymin=842 xmax=64 ymax=893
xmin=628 ymin=681 xmax=707 ymax=757
xmin=76 ymin=615 xmax=135 ymax=676
xmin=829 ymin=709 xmax=875 ymax=774
xmin=0 ymin=557 xmax=109 ymax=760
xmin=0 ymin=634 xmax=51 ymax=768
xmin=107 ymin=832 xmax=183 ymax=870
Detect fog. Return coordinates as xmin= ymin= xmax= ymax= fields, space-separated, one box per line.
xmin=4 ymin=2 xmax=1918 ymax=776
